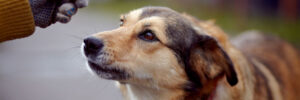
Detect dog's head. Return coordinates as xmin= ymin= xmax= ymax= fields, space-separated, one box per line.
xmin=82 ymin=7 xmax=237 ymax=91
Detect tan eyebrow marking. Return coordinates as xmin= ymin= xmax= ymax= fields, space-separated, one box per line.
xmin=144 ymin=23 xmax=151 ymax=27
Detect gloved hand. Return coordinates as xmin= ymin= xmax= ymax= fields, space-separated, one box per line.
xmin=29 ymin=0 xmax=89 ymax=28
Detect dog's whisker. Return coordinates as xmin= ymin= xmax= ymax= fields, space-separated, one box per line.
xmin=68 ymin=34 xmax=84 ymax=40
xmin=63 ymin=45 xmax=81 ymax=51
xmin=70 ymin=41 xmax=81 ymax=44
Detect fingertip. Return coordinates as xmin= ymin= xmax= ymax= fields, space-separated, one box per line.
xmin=56 ymin=13 xmax=71 ymax=23
xmin=75 ymin=0 xmax=89 ymax=8
xmin=58 ymin=3 xmax=77 ymax=17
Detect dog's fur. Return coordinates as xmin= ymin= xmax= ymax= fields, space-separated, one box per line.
xmin=82 ymin=7 xmax=300 ymax=100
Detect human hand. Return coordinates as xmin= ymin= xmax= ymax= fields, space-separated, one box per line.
xmin=29 ymin=0 xmax=89 ymax=28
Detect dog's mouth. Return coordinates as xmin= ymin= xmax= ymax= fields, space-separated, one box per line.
xmin=88 ymin=61 xmax=129 ymax=80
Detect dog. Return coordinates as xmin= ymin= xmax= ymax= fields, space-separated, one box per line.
xmin=82 ymin=6 xmax=300 ymax=100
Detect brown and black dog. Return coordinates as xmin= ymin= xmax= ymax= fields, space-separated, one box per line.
xmin=82 ymin=6 xmax=300 ymax=100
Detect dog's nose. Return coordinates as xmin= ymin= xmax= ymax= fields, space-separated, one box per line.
xmin=83 ymin=37 xmax=104 ymax=55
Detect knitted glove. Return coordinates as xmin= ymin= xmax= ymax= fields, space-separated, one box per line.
xmin=29 ymin=0 xmax=88 ymax=28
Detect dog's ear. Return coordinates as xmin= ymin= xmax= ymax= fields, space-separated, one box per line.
xmin=188 ymin=35 xmax=238 ymax=86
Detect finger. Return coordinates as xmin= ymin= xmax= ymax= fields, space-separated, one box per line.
xmin=56 ymin=13 xmax=71 ymax=23
xmin=58 ymin=3 xmax=77 ymax=17
xmin=75 ymin=0 xmax=89 ymax=8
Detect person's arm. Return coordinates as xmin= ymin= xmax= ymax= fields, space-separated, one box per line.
xmin=0 ymin=0 xmax=35 ymax=42
xmin=0 ymin=0 xmax=88 ymax=42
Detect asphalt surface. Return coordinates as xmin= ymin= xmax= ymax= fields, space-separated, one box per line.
xmin=0 ymin=9 xmax=123 ymax=100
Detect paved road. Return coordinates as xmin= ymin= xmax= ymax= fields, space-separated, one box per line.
xmin=0 ymin=9 xmax=123 ymax=100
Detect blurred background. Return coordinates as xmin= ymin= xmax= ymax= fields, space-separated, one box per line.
xmin=0 ymin=0 xmax=299 ymax=100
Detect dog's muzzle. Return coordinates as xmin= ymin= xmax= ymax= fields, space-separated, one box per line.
xmin=83 ymin=37 xmax=129 ymax=80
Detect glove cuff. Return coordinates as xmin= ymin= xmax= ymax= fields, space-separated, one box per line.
xmin=0 ymin=0 xmax=35 ymax=42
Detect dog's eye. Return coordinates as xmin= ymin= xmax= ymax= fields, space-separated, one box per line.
xmin=120 ymin=19 xmax=124 ymax=26
xmin=138 ymin=30 xmax=158 ymax=42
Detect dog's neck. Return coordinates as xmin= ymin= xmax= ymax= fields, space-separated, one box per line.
xmin=121 ymin=83 xmax=185 ymax=100
xmin=119 ymin=81 xmax=222 ymax=100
